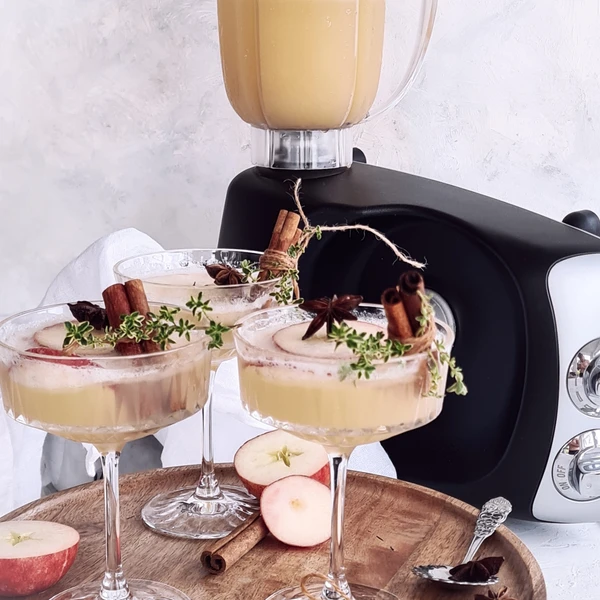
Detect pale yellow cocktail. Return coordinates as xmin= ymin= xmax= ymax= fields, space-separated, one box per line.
xmin=0 ymin=300 xmax=212 ymax=600
xmin=0 ymin=304 xmax=211 ymax=454
xmin=113 ymin=249 xmax=281 ymax=539
xmin=235 ymin=306 xmax=452 ymax=451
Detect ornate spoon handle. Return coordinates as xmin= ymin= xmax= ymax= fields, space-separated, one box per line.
xmin=462 ymin=497 xmax=513 ymax=563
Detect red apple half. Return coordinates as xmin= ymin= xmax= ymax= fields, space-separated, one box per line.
xmin=0 ymin=521 xmax=79 ymax=597
xmin=234 ymin=430 xmax=330 ymax=499
xmin=260 ymin=475 xmax=331 ymax=547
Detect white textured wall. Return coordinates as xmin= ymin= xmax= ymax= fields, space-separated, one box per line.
xmin=1 ymin=0 xmax=599 ymax=314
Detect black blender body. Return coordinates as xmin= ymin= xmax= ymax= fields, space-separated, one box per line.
xmin=218 ymin=161 xmax=600 ymax=521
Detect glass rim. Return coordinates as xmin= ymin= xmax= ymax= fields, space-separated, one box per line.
xmin=0 ymin=300 xmax=209 ymax=362
xmin=233 ymin=303 xmax=454 ymax=365
xmin=113 ymin=248 xmax=282 ymax=290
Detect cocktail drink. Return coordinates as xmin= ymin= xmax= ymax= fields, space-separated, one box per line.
xmin=114 ymin=249 xmax=280 ymax=539
xmin=0 ymin=302 xmax=211 ymax=600
xmin=234 ymin=304 xmax=454 ymax=600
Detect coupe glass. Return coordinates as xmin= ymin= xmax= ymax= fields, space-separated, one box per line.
xmin=114 ymin=249 xmax=280 ymax=539
xmin=0 ymin=303 xmax=211 ymax=600
xmin=234 ymin=305 xmax=454 ymax=600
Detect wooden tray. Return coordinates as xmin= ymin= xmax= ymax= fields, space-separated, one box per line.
xmin=3 ymin=465 xmax=546 ymax=600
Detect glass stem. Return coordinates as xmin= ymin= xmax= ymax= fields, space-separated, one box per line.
xmin=101 ymin=452 xmax=130 ymax=600
xmin=322 ymin=452 xmax=352 ymax=600
xmin=195 ymin=368 xmax=222 ymax=499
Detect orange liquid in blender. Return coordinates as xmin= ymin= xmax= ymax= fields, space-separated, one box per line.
xmin=217 ymin=0 xmax=386 ymax=130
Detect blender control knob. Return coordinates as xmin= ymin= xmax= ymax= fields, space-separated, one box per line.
xmin=572 ymin=447 xmax=600 ymax=498
xmin=553 ymin=431 xmax=600 ymax=501
xmin=567 ymin=341 xmax=600 ymax=417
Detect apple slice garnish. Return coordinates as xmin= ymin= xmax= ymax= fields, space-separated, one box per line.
xmin=273 ymin=321 xmax=386 ymax=359
xmin=0 ymin=520 xmax=79 ymax=597
xmin=34 ymin=323 xmax=113 ymax=356
xmin=25 ymin=348 xmax=92 ymax=368
xmin=260 ymin=475 xmax=331 ymax=548
xmin=234 ymin=430 xmax=330 ymax=499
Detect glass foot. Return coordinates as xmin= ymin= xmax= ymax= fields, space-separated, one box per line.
xmin=50 ymin=579 xmax=189 ymax=600
xmin=141 ymin=485 xmax=259 ymax=540
xmin=265 ymin=583 xmax=398 ymax=600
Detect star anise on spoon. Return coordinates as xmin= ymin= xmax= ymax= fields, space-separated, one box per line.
xmin=299 ymin=295 xmax=363 ymax=340
xmin=205 ymin=263 xmax=244 ymax=286
xmin=450 ymin=556 xmax=504 ymax=583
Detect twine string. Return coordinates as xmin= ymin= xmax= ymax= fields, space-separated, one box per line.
xmin=290 ymin=179 xmax=425 ymax=270
xmin=299 ymin=573 xmax=353 ymax=600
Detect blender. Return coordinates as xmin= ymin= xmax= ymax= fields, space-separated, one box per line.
xmin=215 ymin=0 xmax=600 ymax=526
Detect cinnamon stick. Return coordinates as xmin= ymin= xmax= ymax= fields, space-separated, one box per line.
xmin=398 ymin=271 xmax=426 ymax=336
xmin=124 ymin=279 xmax=161 ymax=354
xmin=102 ymin=284 xmax=143 ymax=356
xmin=291 ymin=228 xmax=302 ymax=247
xmin=200 ymin=513 xmax=269 ymax=574
xmin=259 ymin=209 xmax=302 ymax=281
xmin=381 ymin=288 xmax=413 ymax=341
xmin=275 ymin=211 xmax=301 ymax=251
xmin=267 ymin=210 xmax=288 ymax=250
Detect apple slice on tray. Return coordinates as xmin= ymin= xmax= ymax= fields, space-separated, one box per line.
xmin=0 ymin=521 xmax=79 ymax=597
xmin=234 ymin=430 xmax=330 ymax=499
xmin=273 ymin=321 xmax=385 ymax=359
xmin=261 ymin=475 xmax=331 ymax=548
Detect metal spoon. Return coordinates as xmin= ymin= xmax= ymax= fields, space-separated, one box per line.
xmin=412 ymin=496 xmax=513 ymax=587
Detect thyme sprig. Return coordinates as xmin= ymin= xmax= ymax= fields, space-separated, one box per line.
xmin=428 ymin=339 xmax=468 ymax=396
xmin=63 ymin=293 xmax=230 ymax=353
xmin=327 ymin=294 xmax=468 ymax=395
xmin=239 ymin=260 xmax=260 ymax=283
xmin=328 ymin=322 xmax=412 ymax=380
xmin=270 ymin=267 xmax=302 ymax=306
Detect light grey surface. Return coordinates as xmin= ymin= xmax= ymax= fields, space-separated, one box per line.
xmin=507 ymin=519 xmax=600 ymax=600
xmin=1 ymin=1 xmax=599 ymax=314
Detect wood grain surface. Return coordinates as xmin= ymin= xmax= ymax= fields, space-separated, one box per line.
xmin=2 ymin=465 xmax=546 ymax=600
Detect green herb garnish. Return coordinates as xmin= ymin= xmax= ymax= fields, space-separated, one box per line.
xmin=63 ymin=293 xmax=230 ymax=353
xmin=270 ymin=267 xmax=303 ymax=306
xmin=327 ymin=296 xmax=467 ymax=395
xmin=328 ymin=322 xmax=412 ymax=380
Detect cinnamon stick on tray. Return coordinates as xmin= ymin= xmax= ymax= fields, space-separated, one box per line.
xmin=124 ymin=279 xmax=161 ymax=354
xmin=102 ymin=284 xmax=143 ymax=356
xmin=201 ymin=513 xmax=269 ymax=575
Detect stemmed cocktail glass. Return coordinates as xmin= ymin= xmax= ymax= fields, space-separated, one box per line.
xmin=0 ymin=303 xmax=211 ymax=600
xmin=234 ymin=304 xmax=454 ymax=600
xmin=114 ymin=249 xmax=280 ymax=539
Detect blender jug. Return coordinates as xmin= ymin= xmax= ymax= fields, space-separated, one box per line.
xmin=217 ymin=0 xmax=438 ymax=170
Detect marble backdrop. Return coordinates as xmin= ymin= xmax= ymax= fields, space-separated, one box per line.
xmin=0 ymin=0 xmax=599 ymax=314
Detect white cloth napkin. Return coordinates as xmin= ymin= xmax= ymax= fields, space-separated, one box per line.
xmin=0 ymin=228 xmax=396 ymax=516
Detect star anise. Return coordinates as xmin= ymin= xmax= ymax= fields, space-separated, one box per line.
xmin=68 ymin=301 xmax=109 ymax=331
xmin=475 ymin=586 xmax=517 ymax=600
xmin=450 ymin=556 xmax=505 ymax=583
xmin=299 ymin=294 xmax=363 ymax=340
xmin=205 ymin=263 xmax=244 ymax=286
